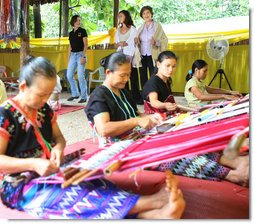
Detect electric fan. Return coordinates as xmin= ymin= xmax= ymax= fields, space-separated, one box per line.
xmin=206 ymin=37 xmax=232 ymax=90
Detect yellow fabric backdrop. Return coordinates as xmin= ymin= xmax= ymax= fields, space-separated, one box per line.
xmin=0 ymin=28 xmax=249 ymax=93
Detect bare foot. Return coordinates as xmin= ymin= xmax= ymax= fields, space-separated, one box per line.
xmin=223 ymin=133 xmax=246 ymax=160
xmin=136 ymin=171 xmax=186 ymax=219
xmin=225 ymin=155 xmax=249 ymax=187
xmin=160 ymin=171 xmax=186 ymax=219
xmin=138 ymin=171 xmax=180 ymax=210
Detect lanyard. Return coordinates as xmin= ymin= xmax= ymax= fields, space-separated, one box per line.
xmin=102 ymin=84 xmax=136 ymax=119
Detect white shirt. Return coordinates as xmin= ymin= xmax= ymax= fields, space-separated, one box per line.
xmin=115 ymin=25 xmax=137 ymax=57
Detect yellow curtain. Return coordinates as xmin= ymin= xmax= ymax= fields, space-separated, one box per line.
xmin=0 ymin=28 xmax=249 ymax=93
xmin=1 ymin=28 xmax=248 ymax=50
xmin=0 ymin=45 xmax=248 ymax=93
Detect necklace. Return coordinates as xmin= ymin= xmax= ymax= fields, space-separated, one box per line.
xmin=103 ymin=84 xmax=136 ymax=120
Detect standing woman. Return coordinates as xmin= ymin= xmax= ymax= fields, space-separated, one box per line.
xmin=134 ymin=5 xmax=168 ymax=89
xmin=66 ymin=15 xmax=88 ymax=103
xmin=115 ymin=10 xmax=143 ymax=104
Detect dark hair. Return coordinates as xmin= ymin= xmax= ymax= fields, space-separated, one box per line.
xmin=140 ymin=5 xmax=153 ymax=18
xmin=101 ymin=52 xmax=130 ymax=72
xmin=186 ymin=59 xmax=208 ymax=81
xmin=152 ymin=50 xmax=178 ymax=76
xmin=118 ymin=10 xmax=135 ymax=28
xmin=70 ymin=15 xmax=80 ymax=27
xmin=157 ymin=50 xmax=178 ymax=63
xmin=19 ymin=56 xmax=56 ymax=87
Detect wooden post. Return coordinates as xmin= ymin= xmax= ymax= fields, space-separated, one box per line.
xmin=20 ymin=0 xmax=30 ymax=67
xmin=59 ymin=0 xmax=62 ymax=37
xmin=113 ymin=0 xmax=119 ymax=28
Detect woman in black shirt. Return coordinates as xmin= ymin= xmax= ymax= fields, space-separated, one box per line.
xmin=85 ymin=52 xmax=162 ymax=146
xmin=66 ymin=15 xmax=88 ymax=103
xmin=142 ymin=51 xmax=180 ymax=113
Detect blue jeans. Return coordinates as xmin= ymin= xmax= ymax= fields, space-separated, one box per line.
xmin=67 ymin=51 xmax=88 ymax=99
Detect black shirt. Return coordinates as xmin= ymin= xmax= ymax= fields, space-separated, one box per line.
xmin=142 ymin=75 xmax=172 ymax=102
xmin=0 ymin=101 xmax=54 ymax=157
xmin=85 ymin=85 xmax=138 ymax=123
xmin=69 ymin=27 xmax=88 ymax=52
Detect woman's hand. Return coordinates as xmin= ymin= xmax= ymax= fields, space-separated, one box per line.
xmin=50 ymin=147 xmax=64 ymax=167
xmin=33 ymin=158 xmax=60 ymax=176
xmin=150 ymin=113 xmax=164 ymax=124
xmin=134 ymin=37 xmax=139 ymax=45
xmin=223 ymin=94 xmax=239 ymax=101
xmin=151 ymin=37 xmax=156 ymax=46
xmin=137 ymin=114 xmax=162 ymax=130
xmin=80 ymin=57 xmax=86 ymax=65
xmin=118 ymin=41 xmax=128 ymax=47
xmin=230 ymin=91 xmax=242 ymax=98
xmin=165 ymin=102 xmax=178 ymax=111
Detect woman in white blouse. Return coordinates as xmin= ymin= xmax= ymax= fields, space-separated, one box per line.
xmin=115 ymin=10 xmax=143 ymax=104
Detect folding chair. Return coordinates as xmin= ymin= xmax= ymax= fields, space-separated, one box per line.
xmin=88 ymin=66 xmax=106 ymax=94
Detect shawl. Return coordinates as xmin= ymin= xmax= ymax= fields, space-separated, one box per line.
xmin=133 ymin=21 xmax=168 ymax=67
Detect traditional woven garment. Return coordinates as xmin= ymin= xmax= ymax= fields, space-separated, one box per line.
xmin=0 ymin=100 xmax=139 ymax=219
xmin=1 ymin=177 xmax=138 ymax=219
xmin=157 ymin=152 xmax=230 ymax=181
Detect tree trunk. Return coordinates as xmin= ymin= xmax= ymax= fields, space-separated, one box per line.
xmin=113 ymin=0 xmax=119 ymax=27
xmin=62 ymin=0 xmax=69 ymax=37
xmin=59 ymin=0 xmax=62 ymax=37
xmin=33 ymin=4 xmax=42 ymax=38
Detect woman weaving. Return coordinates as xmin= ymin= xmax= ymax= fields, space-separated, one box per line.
xmin=184 ymin=59 xmax=242 ymax=108
xmin=141 ymin=51 xmax=249 ymax=186
xmin=142 ymin=50 xmax=194 ymax=115
xmin=85 ymin=52 xmax=163 ymax=147
xmin=0 ymin=56 xmax=185 ymax=219
xmin=86 ymin=52 xmax=249 ymax=187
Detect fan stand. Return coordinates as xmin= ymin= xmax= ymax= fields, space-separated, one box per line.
xmin=208 ymin=65 xmax=232 ymax=90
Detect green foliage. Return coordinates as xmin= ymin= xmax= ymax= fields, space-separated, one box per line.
xmin=145 ymin=0 xmax=249 ymax=24
xmin=29 ymin=7 xmax=35 ymax=37
xmin=40 ymin=4 xmax=59 ymax=38
xmin=30 ymin=0 xmax=249 ymax=38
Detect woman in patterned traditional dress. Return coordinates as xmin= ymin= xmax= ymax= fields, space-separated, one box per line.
xmin=0 ymin=56 xmax=185 ymax=219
